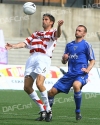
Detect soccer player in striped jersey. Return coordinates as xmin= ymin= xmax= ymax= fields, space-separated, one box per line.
xmin=5 ymin=13 xmax=64 ymax=122
xmin=48 ymin=25 xmax=95 ymax=120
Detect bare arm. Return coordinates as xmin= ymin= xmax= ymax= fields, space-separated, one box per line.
xmin=5 ymin=42 xmax=27 ymax=50
xmin=56 ymin=20 xmax=64 ymax=38
xmin=81 ymin=60 xmax=95 ymax=73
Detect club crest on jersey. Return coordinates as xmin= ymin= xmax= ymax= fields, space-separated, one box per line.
xmin=73 ymin=46 xmax=78 ymax=50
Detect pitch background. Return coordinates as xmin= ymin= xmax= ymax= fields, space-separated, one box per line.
xmin=0 ymin=90 xmax=100 ymax=125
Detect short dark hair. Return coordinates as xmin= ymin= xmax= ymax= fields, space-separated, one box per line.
xmin=43 ymin=13 xmax=55 ymax=27
xmin=78 ymin=25 xmax=87 ymax=33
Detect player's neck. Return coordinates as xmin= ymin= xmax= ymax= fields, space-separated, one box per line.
xmin=44 ymin=27 xmax=52 ymax=31
xmin=75 ymin=38 xmax=84 ymax=42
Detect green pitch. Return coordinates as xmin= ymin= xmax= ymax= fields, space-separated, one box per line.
xmin=0 ymin=90 xmax=100 ymax=125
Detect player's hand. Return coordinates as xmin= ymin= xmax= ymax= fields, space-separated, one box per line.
xmin=62 ymin=53 xmax=69 ymax=64
xmin=63 ymin=54 xmax=69 ymax=60
xmin=5 ymin=43 xmax=13 ymax=50
xmin=81 ymin=68 xmax=89 ymax=73
xmin=58 ymin=20 xmax=64 ymax=27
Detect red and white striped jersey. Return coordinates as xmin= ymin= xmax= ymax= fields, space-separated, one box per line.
xmin=24 ymin=29 xmax=57 ymax=57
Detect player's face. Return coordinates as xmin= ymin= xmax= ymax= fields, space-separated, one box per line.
xmin=42 ymin=16 xmax=53 ymax=29
xmin=75 ymin=27 xmax=86 ymax=38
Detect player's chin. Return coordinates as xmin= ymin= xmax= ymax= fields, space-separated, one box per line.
xmin=42 ymin=24 xmax=46 ymax=28
xmin=75 ymin=35 xmax=82 ymax=38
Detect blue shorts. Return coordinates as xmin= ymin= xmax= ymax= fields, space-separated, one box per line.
xmin=53 ymin=73 xmax=88 ymax=94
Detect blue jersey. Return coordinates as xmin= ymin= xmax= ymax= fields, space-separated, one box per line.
xmin=64 ymin=39 xmax=95 ymax=75
xmin=53 ymin=39 xmax=95 ymax=93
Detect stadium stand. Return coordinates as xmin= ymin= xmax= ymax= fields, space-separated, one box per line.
xmin=93 ymin=0 xmax=100 ymax=7
xmin=5 ymin=37 xmax=100 ymax=67
xmin=94 ymin=0 xmax=100 ymax=4
xmin=2 ymin=0 xmax=67 ymax=6
xmin=0 ymin=1 xmax=100 ymax=67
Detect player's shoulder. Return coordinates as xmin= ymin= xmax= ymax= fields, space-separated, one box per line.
xmin=32 ymin=31 xmax=40 ymax=35
xmin=34 ymin=30 xmax=39 ymax=33
xmin=84 ymin=40 xmax=92 ymax=46
xmin=83 ymin=40 xmax=89 ymax=43
xmin=66 ymin=41 xmax=75 ymax=46
xmin=49 ymin=28 xmax=57 ymax=32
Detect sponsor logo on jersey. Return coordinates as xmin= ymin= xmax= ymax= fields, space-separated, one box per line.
xmin=69 ymin=53 xmax=78 ymax=59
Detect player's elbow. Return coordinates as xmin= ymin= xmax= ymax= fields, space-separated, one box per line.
xmin=92 ymin=60 xmax=95 ymax=66
xmin=21 ymin=42 xmax=27 ymax=48
xmin=90 ymin=59 xmax=95 ymax=66
xmin=57 ymin=33 xmax=61 ymax=38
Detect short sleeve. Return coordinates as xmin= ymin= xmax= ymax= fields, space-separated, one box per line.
xmin=24 ymin=32 xmax=37 ymax=49
xmin=64 ymin=44 xmax=69 ymax=54
xmin=86 ymin=43 xmax=95 ymax=61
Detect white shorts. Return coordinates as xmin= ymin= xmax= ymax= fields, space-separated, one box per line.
xmin=24 ymin=52 xmax=51 ymax=79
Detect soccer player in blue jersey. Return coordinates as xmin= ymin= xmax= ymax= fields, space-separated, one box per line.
xmin=48 ymin=25 xmax=95 ymax=120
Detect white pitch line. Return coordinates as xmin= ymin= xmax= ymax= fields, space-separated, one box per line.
xmin=1 ymin=113 xmax=100 ymax=120
xmin=59 ymin=116 xmax=100 ymax=120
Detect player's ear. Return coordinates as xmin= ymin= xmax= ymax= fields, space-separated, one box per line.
xmin=83 ymin=32 xmax=86 ymax=37
xmin=50 ymin=21 xmax=53 ymax=26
